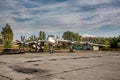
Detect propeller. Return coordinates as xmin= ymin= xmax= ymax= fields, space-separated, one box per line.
xmin=15 ymin=35 xmax=27 ymax=51
xmin=16 ymin=35 xmax=26 ymax=44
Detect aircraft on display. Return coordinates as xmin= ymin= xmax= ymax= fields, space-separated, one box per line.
xmin=16 ymin=35 xmax=45 ymax=52
xmin=76 ymin=41 xmax=108 ymax=50
xmin=15 ymin=36 xmax=108 ymax=53
xmin=46 ymin=36 xmax=77 ymax=53
xmin=46 ymin=37 xmax=108 ymax=51
xmin=15 ymin=36 xmax=78 ymax=53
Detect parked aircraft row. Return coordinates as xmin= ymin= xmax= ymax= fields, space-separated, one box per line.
xmin=15 ymin=36 xmax=108 ymax=53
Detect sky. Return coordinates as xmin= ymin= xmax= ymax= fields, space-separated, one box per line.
xmin=0 ymin=0 xmax=120 ymax=40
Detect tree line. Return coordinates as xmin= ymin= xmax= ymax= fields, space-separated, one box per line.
xmin=0 ymin=24 xmax=120 ymax=50
xmin=0 ymin=24 xmax=13 ymax=48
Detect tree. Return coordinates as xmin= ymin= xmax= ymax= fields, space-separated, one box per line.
xmin=110 ymin=37 xmax=117 ymax=48
xmin=0 ymin=35 xmax=3 ymax=44
xmin=39 ymin=31 xmax=46 ymax=40
xmin=117 ymin=42 xmax=120 ymax=48
xmin=39 ymin=31 xmax=43 ymax=40
xmin=73 ymin=33 xmax=80 ymax=41
xmin=116 ymin=35 xmax=120 ymax=48
xmin=62 ymin=31 xmax=74 ymax=41
xmin=63 ymin=31 xmax=82 ymax=41
xmin=48 ymin=35 xmax=55 ymax=37
xmin=42 ymin=31 xmax=46 ymax=40
xmin=16 ymin=35 xmax=26 ymax=51
xmin=4 ymin=40 xmax=12 ymax=49
xmin=1 ymin=24 xmax=13 ymax=48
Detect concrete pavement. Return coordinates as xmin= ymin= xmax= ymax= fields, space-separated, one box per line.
xmin=0 ymin=51 xmax=120 ymax=80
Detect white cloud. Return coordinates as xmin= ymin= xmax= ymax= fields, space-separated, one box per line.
xmin=0 ymin=0 xmax=120 ymax=40
xmin=82 ymin=34 xmax=95 ymax=37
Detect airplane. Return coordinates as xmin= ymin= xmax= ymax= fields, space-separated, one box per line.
xmin=15 ymin=36 xmax=44 ymax=52
xmin=15 ymin=36 xmax=109 ymax=53
xmin=15 ymin=36 xmax=77 ymax=53
xmin=26 ymin=36 xmax=68 ymax=53
xmin=73 ymin=41 xmax=109 ymax=50
xmin=46 ymin=36 xmax=70 ymax=53
xmin=47 ymin=37 xmax=109 ymax=51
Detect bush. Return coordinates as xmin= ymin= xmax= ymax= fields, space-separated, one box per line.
xmin=4 ymin=40 xmax=12 ymax=49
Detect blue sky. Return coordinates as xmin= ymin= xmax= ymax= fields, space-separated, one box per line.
xmin=0 ymin=0 xmax=120 ymax=40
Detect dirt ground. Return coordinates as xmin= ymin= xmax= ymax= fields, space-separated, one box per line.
xmin=0 ymin=51 xmax=120 ymax=80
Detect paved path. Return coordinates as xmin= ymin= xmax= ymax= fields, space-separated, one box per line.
xmin=0 ymin=51 xmax=120 ymax=80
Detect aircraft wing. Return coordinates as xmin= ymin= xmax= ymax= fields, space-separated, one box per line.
xmin=56 ymin=39 xmax=70 ymax=43
xmin=38 ymin=40 xmax=46 ymax=43
xmin=73 ymin=41 xmax=109 ymax=47
xmin=90 ymin=43 xmax=109 ymax=46
xmin=56 ymin=39 xmax=84 ymax=45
